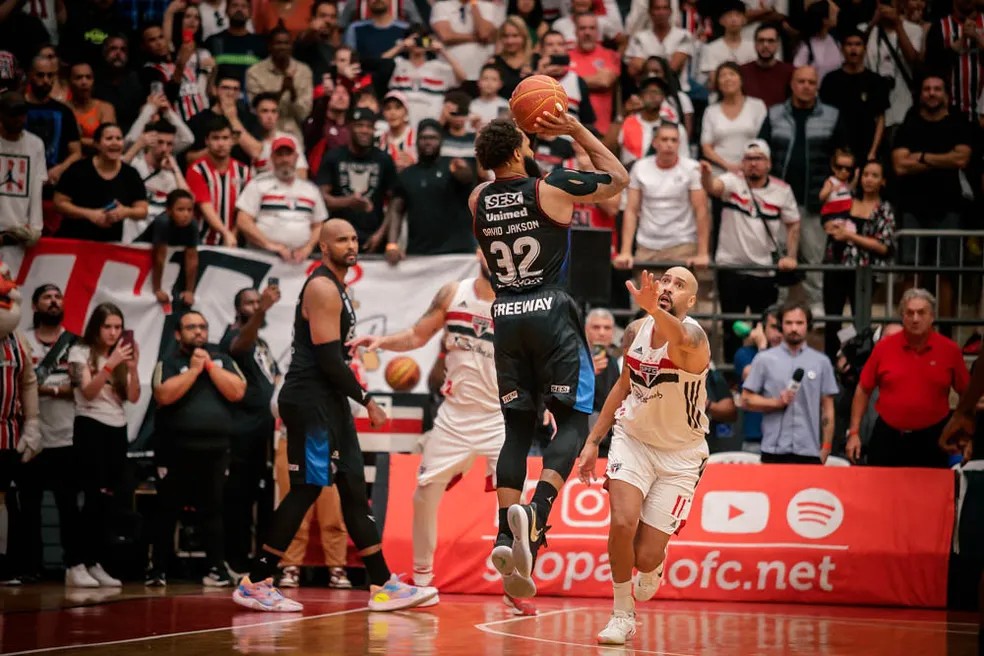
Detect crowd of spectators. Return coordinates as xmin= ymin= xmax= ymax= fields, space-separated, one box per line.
xmin=0 ymin=0 xmax=982 ymax=591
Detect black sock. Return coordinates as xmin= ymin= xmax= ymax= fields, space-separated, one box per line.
xmin=531 ymin=481 xmax=558 ymax=528
xmin=362 ymin=551 xmax=391 ymax=587
xmin=498 ymin=508 xmax=511 ymax=538
xmin=250 ymin=548 xmax=281 ymax=582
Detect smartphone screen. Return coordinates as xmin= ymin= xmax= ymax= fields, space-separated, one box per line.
xmin=269 ymin=277 xmax=280 ymax=287
xmin=120 ymin=329 xmax=135 ymax=348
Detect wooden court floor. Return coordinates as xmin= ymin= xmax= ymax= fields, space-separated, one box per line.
xmin=0 ymin=584 xmax=979 ymax=655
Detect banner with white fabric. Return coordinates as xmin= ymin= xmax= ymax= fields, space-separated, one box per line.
xmin=2 ymin=239 xmax=478 ymax=448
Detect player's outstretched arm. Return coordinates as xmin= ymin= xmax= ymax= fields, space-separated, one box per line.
xmin=577 ymin=320 xmax=641 ymax=484
xmin=535 ymin=104 xmax=628 ymax=203
xmin=347 ymin=282 xmax=458 ymax=354
xmin=626 ymin=271 xmax=709 ymax=374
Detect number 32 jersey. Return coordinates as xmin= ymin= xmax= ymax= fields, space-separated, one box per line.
xmin=474 ymin=177 xmax=571 ymax=295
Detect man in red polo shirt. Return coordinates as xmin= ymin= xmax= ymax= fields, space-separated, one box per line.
xmin=568 ymin=14 xmax=620 ymax=135
xmin=847 ymin=288 xmax=969 ymax=467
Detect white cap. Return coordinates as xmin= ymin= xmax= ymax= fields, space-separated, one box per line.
xmin=743 ymin=139 xmax=771 ymax=160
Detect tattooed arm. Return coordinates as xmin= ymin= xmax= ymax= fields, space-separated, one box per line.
xmin=347 ymin=282 xmax=458 ymax=353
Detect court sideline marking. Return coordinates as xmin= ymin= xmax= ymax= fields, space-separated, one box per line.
xmin=3 ymin=605 xmax=370 ymax=655
xmin=475 ymin=608 xmax=697 ymax=656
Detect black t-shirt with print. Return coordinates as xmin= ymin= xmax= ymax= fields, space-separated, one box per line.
xmin=316 ymin=145 xmax=397 ymax=244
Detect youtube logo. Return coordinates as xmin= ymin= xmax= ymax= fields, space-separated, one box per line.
xmin=700 ymin=491 xmax=770 ymax=534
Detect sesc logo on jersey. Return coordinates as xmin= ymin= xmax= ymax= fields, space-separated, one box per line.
xmin=484 ymin=192 xmax=523 ymax=209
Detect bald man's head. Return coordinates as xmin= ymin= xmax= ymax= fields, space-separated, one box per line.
xmin=657 ymin=267 xmax=698 ymax=318
xmin=791 ymin=65 xmax=819 ymax=106
xmin=320 ymin=219 xmax=359 ymax=268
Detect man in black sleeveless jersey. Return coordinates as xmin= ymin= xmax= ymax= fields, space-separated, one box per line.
xmin=470 ymin=114 xmax=628 ymax=599
xmin=233 ymin=218 xmax=437 ymax=613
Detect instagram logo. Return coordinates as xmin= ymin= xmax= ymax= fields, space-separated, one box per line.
xmin=786 ymin=488 xmax=844 ymax=539
xmin=560 ymin=480 xmax=610 ymax=528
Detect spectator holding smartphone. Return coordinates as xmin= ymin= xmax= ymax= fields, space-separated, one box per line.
xmin=67 ymin=304 xmax=141 ymax=587
xmin=53 ymin=123 xmax=148 ymax=242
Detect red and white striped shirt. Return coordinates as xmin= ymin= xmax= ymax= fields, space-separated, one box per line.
xmin=143 ymin=54 xmax=210 ymax=122
xmin=0 ymin=333 xmax=27 ymax=451
xmin=379 ymin=127 xmax=417 ymax=165
xmin=939 ymin=13 xmax=984 ymax=119
xmin=186 ymin=156 xmax=251 ymax=245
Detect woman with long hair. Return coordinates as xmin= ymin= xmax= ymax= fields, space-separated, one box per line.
xmin=489 ymin=16 xmax=534 ymax=98
xmin=822 ymin=160 xmax=896 ymax=358
xmin=507 ymin=0 xmax=547 ymax=45
xmin=53 ymin=122 xmax=148 ymax=242
xmin=700 ymin=62 xmax=767 ymax=175
xmin=67 ymin=62 xmax=116 ymax=153
xmin=792 ymin=0 xmax=842 ymax=82
xmin=67 ymin=303 xmax=141 ymax=587
xmin=163 ymin=1 xmax=215 ymax=107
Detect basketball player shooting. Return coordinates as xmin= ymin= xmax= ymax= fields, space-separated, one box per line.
xmin=470 ymin=109 xmax=628 ymax=600
xmin=233 ymin=219 xmax=437 ymax=613
xmin=347 ymin=252 xmax=534 ymax=614
xmin=578 ymin=267 xmax=710 ymax=645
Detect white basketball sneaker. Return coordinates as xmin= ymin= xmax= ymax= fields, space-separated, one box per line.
xmin=597 ymin=610 xmax=637 ymax=645
xmin=633 ymin=562 xmax=664 ymax=602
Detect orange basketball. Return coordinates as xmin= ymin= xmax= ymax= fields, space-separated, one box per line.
xmin=509 ymin=75 xmax=569 ymax=133
xmin=385 ymin=356 xmax=421 ymax=392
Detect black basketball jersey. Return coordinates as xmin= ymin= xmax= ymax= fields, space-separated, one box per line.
xmin=474 ymin=176 xmax=571 ymax=296
xmin=281 ymin=265 xmax=357 ymax=399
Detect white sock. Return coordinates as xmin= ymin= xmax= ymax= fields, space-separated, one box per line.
xmin=613 ymin=580 xmax=634 ymax=613
xmin=638 ymin=567 xmax=657 ymax=579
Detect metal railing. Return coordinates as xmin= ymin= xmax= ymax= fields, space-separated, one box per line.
xmin=607 ymin=229 xmax=984 ymax=364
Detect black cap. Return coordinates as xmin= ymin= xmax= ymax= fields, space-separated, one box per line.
xmin=417 ymin=118 xmax=443 ymax=135
xmin=638 ymin=76 xmax=670 ymax=96
xmin=349 ymin=107 xmax=378 ymax=124
xmin=0 ymin=91 xmax=28 ymax=116
xmin=31 ymin=283 xmax=60 ymax=305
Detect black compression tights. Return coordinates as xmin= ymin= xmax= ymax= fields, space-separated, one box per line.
xmin=495 ymin=403 xmax=589 ymax=492
xmin=250 ymin=468 xmax=387 ymax=582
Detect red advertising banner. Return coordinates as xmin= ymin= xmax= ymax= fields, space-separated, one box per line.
xmin=381 ymin=455 xmax=955 ymax=607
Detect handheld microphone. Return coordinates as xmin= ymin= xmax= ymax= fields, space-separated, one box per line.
xmin=786 ymin=368 xmax=805 ymax=395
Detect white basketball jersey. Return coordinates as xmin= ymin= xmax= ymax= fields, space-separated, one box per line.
xmin=615 ymin=315 xmax=709 ymax=449
xmin=433 ymin=279 xmax=503 ymax=439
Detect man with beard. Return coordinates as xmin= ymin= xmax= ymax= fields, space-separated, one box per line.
xmin=24 ymin=57 xmax=81 ymax=199
xmin=344 ymin=0 xmax=410 ymax=62
xmin=743 ymin=301 xmax=838 ymax=465
xmin=294 ymin=0 xmax=344 ymax=82
xmin=740 ymin=24 xmax=794 ymax=109
xmin=236 ymin=137 xmax=327 ymax=262
xmin=471 ymin=115 xmax=627 ymax=601
xmin=316 ymin=108 xmax=398 ymax=252
xmin=139 ymin=22 xmax=210 ymax=123
xmin=700 ymin=140 xmax=800 ymax=362
xmin=577 ymin=267 xmax=710 ymax=645
xmin=20 ymin=285 xmax=89 ymax=586
xmin=221 ymin=285 xmax=281 ymax=578
xmin=384 ymin=119 xmax=474 ymax=264
xmin=347 ymin=251 xmax=534 ymax=615
xmin=149 ymin=310 xmax=246 ymax=587
xmin=610 ymin=76 xmax=687 ymax=167
xmin=204 ymin=0 xmax=268 ymax=87
xmin=234 ymin=218 xmax=437 ymax=612
xmin=124 ymin=121 xmax=189 ymax=243
xmin=92 ymin=35 xmax=144 ymax=133
xmin=0 ymin=92 xmax=46 ymax=248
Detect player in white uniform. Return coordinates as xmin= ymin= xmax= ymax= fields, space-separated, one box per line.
xmin=349 ymin=255 xmax=534 ymax=614
xmin=578 ymin=266 xmax=710 ymax=645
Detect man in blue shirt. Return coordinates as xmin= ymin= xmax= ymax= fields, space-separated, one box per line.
xmin=734 ymin=305 xmax=781 ymax=450
xmin=742 ymin=302 xmax=839 ymax=464
xmin=344 ymin=0 xmax=409 ymax=61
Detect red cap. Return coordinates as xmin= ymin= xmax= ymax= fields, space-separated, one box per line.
xmin=271 ymin=136 xmax=297 ymax=153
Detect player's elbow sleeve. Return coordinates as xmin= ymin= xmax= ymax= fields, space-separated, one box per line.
xmin=314 ymin=341 xmax=371 ymax=405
